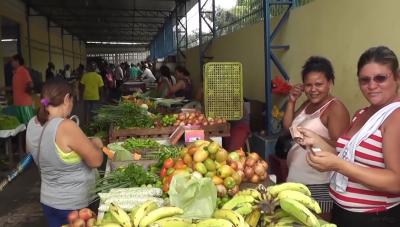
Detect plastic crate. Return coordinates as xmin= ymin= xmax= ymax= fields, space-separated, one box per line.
xmin=204 ymin=62 xmax=243 ymax=120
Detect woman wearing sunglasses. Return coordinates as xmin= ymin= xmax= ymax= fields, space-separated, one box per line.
xmin=298 ymin=46 xmax=400 ymax=227
xmin=282 ymin=56 xmax=350 ymax=220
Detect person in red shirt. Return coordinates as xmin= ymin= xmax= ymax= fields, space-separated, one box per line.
xmin=12 ymin=54 xmax=35 ymax=124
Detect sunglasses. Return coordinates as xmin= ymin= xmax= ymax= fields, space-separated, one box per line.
xmin=358 ymin=74 xmax=390 ymax=85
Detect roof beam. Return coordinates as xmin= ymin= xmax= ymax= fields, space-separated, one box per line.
xmin=28 ymin=4 xmax=172 ymax=14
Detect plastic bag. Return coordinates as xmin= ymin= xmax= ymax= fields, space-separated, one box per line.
xmin=169 ymin=173 xmax=217 ymax=219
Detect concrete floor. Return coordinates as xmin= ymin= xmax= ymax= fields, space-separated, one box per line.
xmin=0 ymin=165 xmax=47 ymax=226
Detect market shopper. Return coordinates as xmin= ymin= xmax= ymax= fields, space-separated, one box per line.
xmin=45 ymin=62 xmax=56 ymax=81
xmin=11 ymin=54 xmax=35 ymax=125
xmin=26 ymin=78 xmax=103 ymax=227
xmin=298 ymin=46 xmax=400 ymax=227
xmin=282 ymin=56 xmax=350 ymax=218
xmin=157 ymin=65 xmax=176 ymax=97
xmin=80 ymin=62 xmax=104 ymax=124
xmin=129 ymin=63 xmax=142 ymax=80
xmin=167 ymin=66 xmax=193 ymax=99
xmin=140 ymin=63 xmax=156 ymax=84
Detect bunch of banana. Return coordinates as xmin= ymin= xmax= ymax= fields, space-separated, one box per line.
xmin=253 ymin=182 xmax=337 ymax=227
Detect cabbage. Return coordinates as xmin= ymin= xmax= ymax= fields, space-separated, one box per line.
xmin=113 ymin=149 xmax=132 ymax=161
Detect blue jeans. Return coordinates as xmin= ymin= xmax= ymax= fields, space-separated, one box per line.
xmin=41 ymin=203 xmax=73 ymax=227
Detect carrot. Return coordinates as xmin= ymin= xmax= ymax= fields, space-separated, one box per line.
xmin=102 ymin=147 xmax=114 ymax=160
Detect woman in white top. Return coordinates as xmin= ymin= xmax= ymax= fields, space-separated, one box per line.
xmin=282 ymin=56 xmax=350 ymax=219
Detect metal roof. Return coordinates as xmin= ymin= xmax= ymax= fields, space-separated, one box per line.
xmin=23 ymin=0 xmax=191 ymax=44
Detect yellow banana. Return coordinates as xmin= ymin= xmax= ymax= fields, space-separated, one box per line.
xmin=100 ymin=224 xmax=122 ymax=227
xmin=279 ymin=198 xmax=319 ymax=227
xmin=213 ymin=209 xmax=245 ymax=227
xmin=233 ymin=202 xmax=253 ymax=216
xmin=244 ymin=209 xmax=261 ymax=227
xmin=268 ymin=183 xmax=311 ymax=198
xmin=133 ymin=201 xmax=159 ymax=227
xmin=196 ymin=218 xmax=235 ymax=227
xmin=109 ymin=203 xmax=132 ymax=227
xmin=222 ymin=195 xmax=255 ymax=210
xmin=277 ymin=190 xmax=321 ymax=214
xmin=318 ymin=218 xmax=337 ymax=227
xmin=148 ymin=217 xmax=192 ymax=227
xmin=236 ymin=189 xmax=262 ymax=200
xmin=129 ymin=206 xmax=139 ymax=223
xmin=139 ymin=207 xmax=184 ymax=227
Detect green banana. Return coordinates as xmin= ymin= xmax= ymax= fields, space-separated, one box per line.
xmin=148 ymin=217 xmax=192 ymax=227
xmin=279 ymin=198 xmax=319 ymax=227
xmin=222 ymin=195 xmax=255 ymax=210
xmin=233 ymin=202 xmax=253 ymax=216
xmin=318 ymin=219 xmax=337 ymax=227
xmin=100 ymin=223 xmax=122 ymax=227
xmin=133 ymin=201 xmax=159 ymax=227
xmin=244 ymin=209 xmax=261 ymax=227
xmin=276 ymin=216 xmax=302 ymax=225
xmin=277 ymin=190 xmax=321 ymax=214
xmin=268 ymin=183 xmax=311 ymax=198
xmin=236 ymin=189 xmax=262 ymax=200
xmin=213 ymin=209 xmax=245 ymax=227
xmin=196 ymin=218 xmax=235 ymax=227
xmin=139 ymin=207 xmax=184 ymax=227
xmin=272 ymin=208 xmax=290 ymax=220
xmin=109 ymin=203 xmax=132 ymax=227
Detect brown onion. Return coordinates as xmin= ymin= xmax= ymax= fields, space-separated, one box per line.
xmin=236 ymin=161 xmax=244 ymax=170
xmin=230 ymin=161 xmax=238 ymax=171
xmin=254 ymin=163 xmax=265 ymax=176
xmin=260 ymin=172 xmax=268 ymax=180
xmin=244 ymin=167 xmax=254 ymax=179
xmin=245 ymin=158 xmax=256 ymax=167
xmin=261 ymin=160 xmax=269 ymax=169
xmin=237 ymin=170 xmax=245 ymax=179
xmin=248 ymin=152 xmax=260 ymax=161
xmin=250 ymin=174 xmax=260 ymax=183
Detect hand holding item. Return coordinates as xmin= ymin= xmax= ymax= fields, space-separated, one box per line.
xmin=306 ymin=150 xmax=342 ymax=172
xmin=296 ymin=127 xmax=335 ymax=154
xmin=288 ymin=84 xmax=304 ymax=103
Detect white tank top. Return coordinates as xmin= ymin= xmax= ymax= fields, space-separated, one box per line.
xmin=286 ymin=99 xmax=336 ymax=185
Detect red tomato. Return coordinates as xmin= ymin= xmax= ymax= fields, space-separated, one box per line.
xmin=162 ymin=182 xmax=170 ymax=193
xmin=174 ymin=159 xmax=186 ymax=169
xmin=163 ymin=158 xmax=175 ymax=169
xmin=160 ymin=167 xmax=167 ymax=177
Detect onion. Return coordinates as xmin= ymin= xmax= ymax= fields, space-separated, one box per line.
xmin=216 ymin=119 xmax=223 ymax=124
xmin=209 ymin=121 xmax=215 ymax=126
xmin=178 ymin=113 xmax=185 ymax=121
xmin=237 ymin=170 xmax=245 ymax=179
xmin=248 ymin=152 xmax=260 ymax=161
xmin=244 ymin=167 xmax=254 ymax=179
xmin=202 ymin=121 xmax=208 ymax=126
xmin=254 ymin=163 xmax=265 ymax=176
xmin=189 ymin=113 xmax=196 ymax=120
xmin=208 ymin=117 xmax=214 ymax=122
xmin=222 ymin=119 xmax=227 ymax=123
xmin=261 ymin=160 xmax=269 ymax=169
xmin=245 ymin=158 xmax=256 ymax=167
xmin=198 ymin=115 xmax=205 ymax=121
xmin=250 ymin=174 xmax=260 ymax=183
xmin=195 ymin=112 xmax=201 ymax=117
xmin=260 ymin=173 xmax=268 ymax=180
xmin=229 ymin=161 xmax=238 ymax=171
xmin=193 ymin=120 xmax=200 ymax=125
xmin=216 ymin=184 xmax=227 ymax=197
xmin=179 ymin=122 xmax=185 ymax=126
xmin=236 ymin=161 xmax=244 ymax=171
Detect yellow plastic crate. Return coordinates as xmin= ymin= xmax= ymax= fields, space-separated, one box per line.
xmin=204 ymin=62 xmax=243 ymax=120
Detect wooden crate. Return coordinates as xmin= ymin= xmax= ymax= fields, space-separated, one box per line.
xmin=108 ymin=123 xmax=231 ymax=143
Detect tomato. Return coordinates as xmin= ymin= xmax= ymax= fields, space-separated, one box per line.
xmin=162 ymin=182 xmax=170 ymax=193
xmin=160 ymin=167 xmax=167 ymax=177
xmin=163 ymin=158 xmax=175 ymax=169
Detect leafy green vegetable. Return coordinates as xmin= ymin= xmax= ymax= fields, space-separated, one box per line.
xmin=154 ymin=146 xmax=181 ymax=168
xmin=0 ymin=114 xmax=20 ymax=130
xmin=95 ymin=163 xmax=160 ymax=193
xmin=89 ymin=102 xmax=154 ymax=133
xmin=122 ymin=138 xmax=161 ymax=151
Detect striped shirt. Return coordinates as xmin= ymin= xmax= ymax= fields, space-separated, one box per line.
xmin=330 ymin=109 xmax=400 ymax=213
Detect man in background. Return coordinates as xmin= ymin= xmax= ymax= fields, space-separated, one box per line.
xmin=11 ymin=54 xmax=34 ymax=125
xmin=80 ymin=62 xmax=104 ymax=124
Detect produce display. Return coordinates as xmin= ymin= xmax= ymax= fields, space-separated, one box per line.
xmin=0 ymin=114 xmax=20 ymax=130
xmin=93 ymin=182 xmax=336 ymax=227
xmin=158 ymin=140 xmax=269 ymax=197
